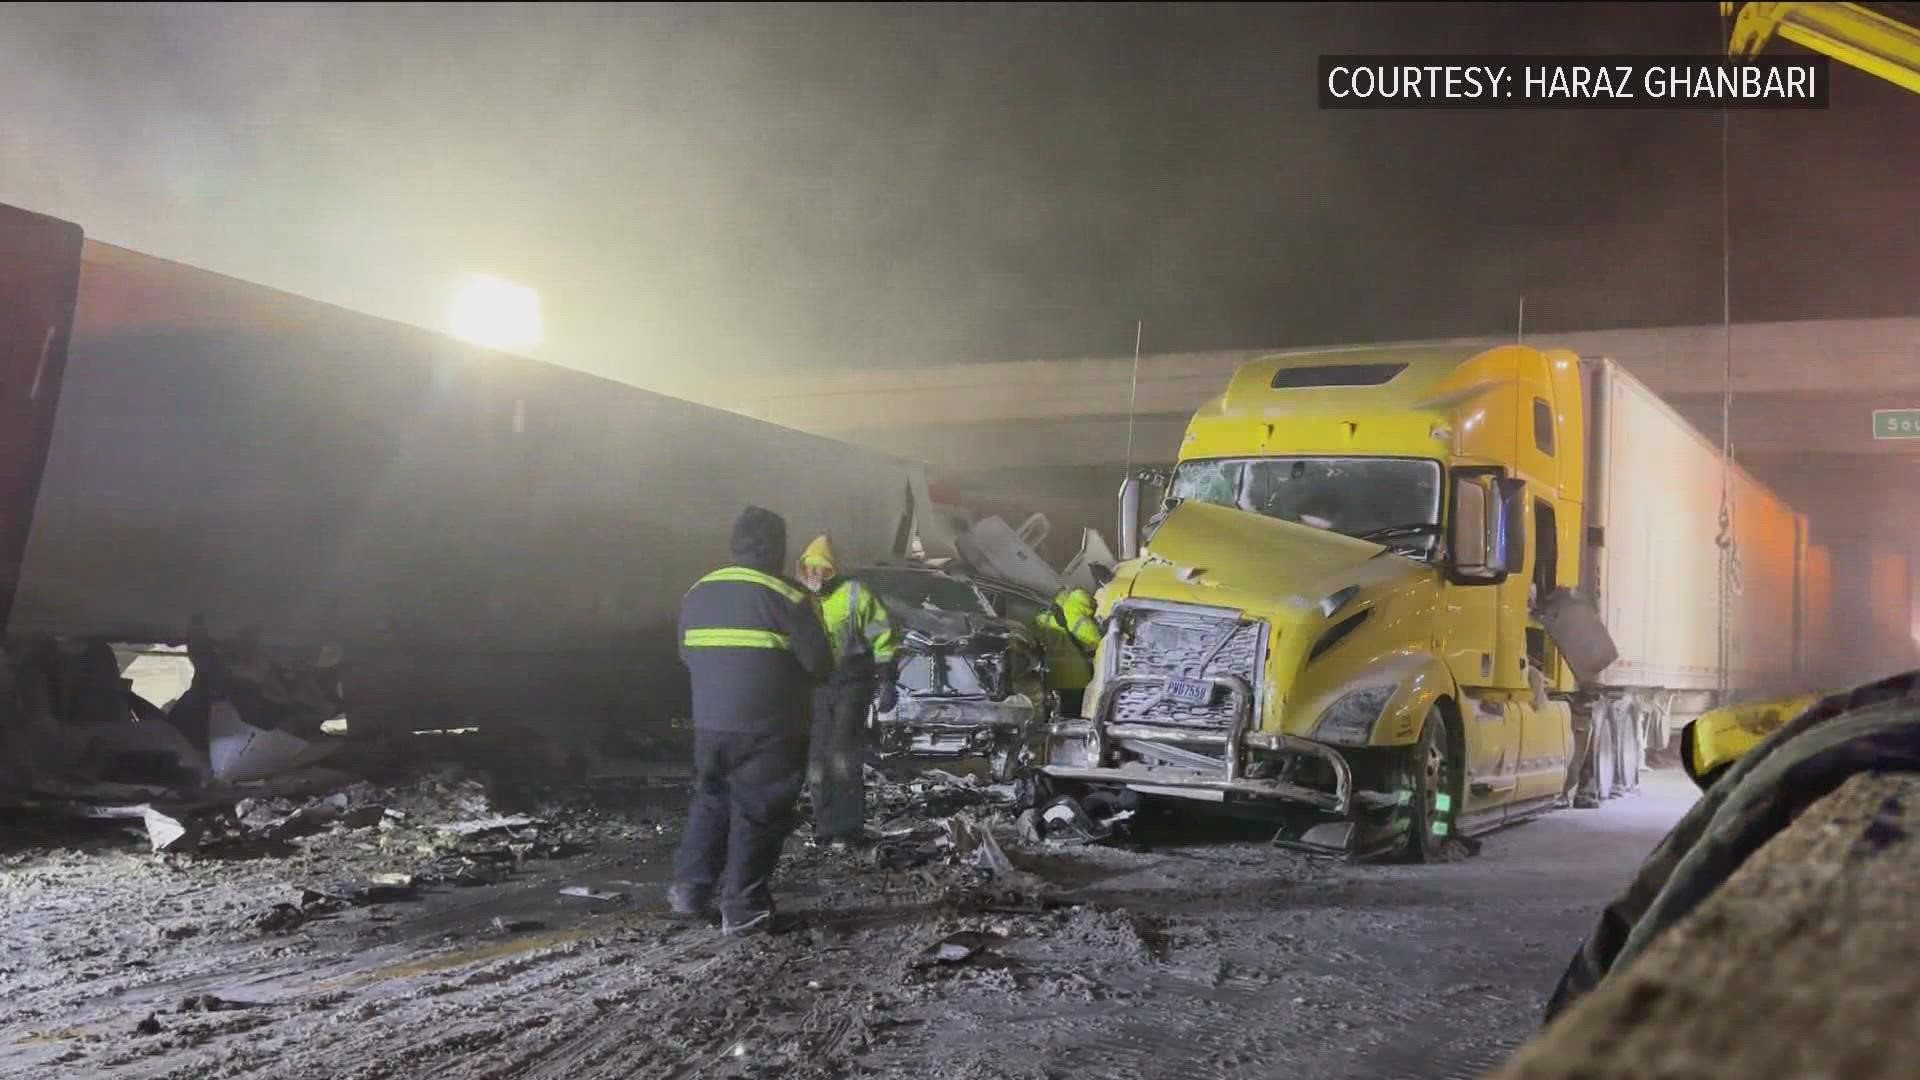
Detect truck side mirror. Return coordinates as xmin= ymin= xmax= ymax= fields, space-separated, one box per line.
xmin=1451 ymin=476 xmax=1497 ymax=580
xmin=1493 ymin=476 xmax=1529 ymax=576
xmin=1450 ymin=474 xmax=1527 ymax=583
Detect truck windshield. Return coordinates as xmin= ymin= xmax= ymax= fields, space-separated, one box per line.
xmin=1168 ymin=457 xmax=1444 ymax=556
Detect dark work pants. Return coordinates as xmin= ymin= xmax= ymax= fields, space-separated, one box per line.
xmin=809 ymin=675 xmax=874 ymax=840
xmin=672 ymin=729 xmax=809 ymax=923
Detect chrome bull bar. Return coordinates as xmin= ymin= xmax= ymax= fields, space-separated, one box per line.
xmin=1042 ymin=672 xmax=1354 ymax=816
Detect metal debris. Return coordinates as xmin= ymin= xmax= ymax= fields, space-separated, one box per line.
xmin=142 ymin=806 xmax=192 ymax=853
xmin=208 ymin=700 xmax=337 ymax=783
xmin=179 ymin=994 xmax=256 ymax=1014
xmin=437 ymin=814 xmax=542 ymax=838
xmin=1015 ymin=794 xmax=1137 ymax=848
xmin=302 ymin=879 xmax=418 ymax=909
xmin=944 ymin=813 xmax=1017 ymax=876
xmin=920 ymin=931 xmax=994 ymax=966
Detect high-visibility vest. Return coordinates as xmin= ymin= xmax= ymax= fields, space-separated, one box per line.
xmin=815 ymin=578 xmax=897 ymax=664
xmin=1039 ymin=589 xmax=1100 ymax=651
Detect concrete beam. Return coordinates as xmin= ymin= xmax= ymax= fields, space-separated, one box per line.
xmin=836 ymin=394 xmax=1920 ymax=479
xmin=836 ymin=415 xmax=1190 ymax=472
xmin=710 ymin=318 xmax=1920 ymax=435
xmin=1666 ymin=392 xmax=1920 ymax=457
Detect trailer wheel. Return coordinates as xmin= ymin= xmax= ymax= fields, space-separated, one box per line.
xmin=1403 ymin=707 xmax=1460 ymax=863
xmin=1617 ymin=703 xmax=1643 ymax=793
xmin=1592 ymin=704 xmax=1618 ymax=802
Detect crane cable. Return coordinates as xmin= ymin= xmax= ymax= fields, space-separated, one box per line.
xmin=1714 ymin=100 xmax=1742 ymax=701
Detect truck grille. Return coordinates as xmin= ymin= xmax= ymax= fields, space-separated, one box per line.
xmin=1109 ymin=605 xmax=1264 ymax=730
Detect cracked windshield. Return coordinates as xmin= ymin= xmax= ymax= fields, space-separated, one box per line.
xmin=1169 ymin=457 xmax=1444 ymax=553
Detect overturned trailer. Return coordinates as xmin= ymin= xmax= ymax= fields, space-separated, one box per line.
xmin=0 ymin=203 xmax=917 ymax=738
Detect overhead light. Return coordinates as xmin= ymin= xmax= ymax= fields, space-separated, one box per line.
xmin=448 ymin=273 xmax=542 ymax=351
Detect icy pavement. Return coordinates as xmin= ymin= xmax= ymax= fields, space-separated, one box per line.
xmin=0 ymin=767 xmax=1697 ymax=1080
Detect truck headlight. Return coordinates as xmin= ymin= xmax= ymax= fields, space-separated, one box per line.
xmin=1311 ymin=685 xmax=1395 ymax=746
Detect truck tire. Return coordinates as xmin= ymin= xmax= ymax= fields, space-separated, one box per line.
xmin=1404 ymin=708 xmax=1460 ymax=863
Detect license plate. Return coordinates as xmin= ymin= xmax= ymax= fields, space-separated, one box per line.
xmin=1165 ymin=678 xmax=1214 ymax=705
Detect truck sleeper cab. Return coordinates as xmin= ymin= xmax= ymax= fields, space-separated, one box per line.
xmin=1041 ymin=345 xmax=1592 ymax=861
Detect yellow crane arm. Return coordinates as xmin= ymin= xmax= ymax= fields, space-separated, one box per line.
xmin=1723 ymin=2 xmax=1920 ymax=94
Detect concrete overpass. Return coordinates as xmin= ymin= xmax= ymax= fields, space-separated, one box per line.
xmin=710 ymin=316 xmax=1920 ymax=675
xmin=716 ymin=318 xmax=1920 ymax=472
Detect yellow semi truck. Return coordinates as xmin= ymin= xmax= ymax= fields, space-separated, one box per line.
xmin=1039 ymin=344 xmax=1831 ymax=860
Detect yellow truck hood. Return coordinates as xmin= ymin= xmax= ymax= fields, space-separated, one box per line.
xmin=1119 ymin=499 xmax=1416 ymax=617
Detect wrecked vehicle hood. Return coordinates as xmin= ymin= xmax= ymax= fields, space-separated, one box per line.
xmin=886 ymin=601 xmax=1034 ymax=648
xmin=1115 ymin=499 xmax=1426 ymax=617
xmin=1101 ymin=499 xmax=1448 ymax=741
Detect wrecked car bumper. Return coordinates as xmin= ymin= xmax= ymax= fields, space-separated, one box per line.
xmin=1039 ymin=672 xmax=1355 ymax=819
xmin=877 ymin=692 xmax=1041 ymax=758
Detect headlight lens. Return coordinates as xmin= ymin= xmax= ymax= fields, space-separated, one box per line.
xmin=1311 ymin=685 xmax=1395 ymax=746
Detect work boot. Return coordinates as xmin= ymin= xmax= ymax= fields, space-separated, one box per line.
xmin=721 ymin=910 xmax=772 ymax=937
xmin=666 ymin=883 xmax=715 ymax=920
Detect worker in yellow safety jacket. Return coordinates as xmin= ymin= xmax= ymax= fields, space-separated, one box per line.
xmin=796 ymin=535 xmax=897 ymax=846
xmin=1037 ymin=583 xmax=1101 ymax=719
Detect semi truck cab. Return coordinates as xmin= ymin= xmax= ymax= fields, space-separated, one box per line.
xmin=1040 ymin=344 xmax=1597 ymax=860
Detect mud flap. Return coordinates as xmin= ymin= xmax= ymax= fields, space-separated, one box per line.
xmin=1537 ymin=588 xmax=1620 ymax=683
xmin=1274 ymin=804 xmax=1409 ymax=861
xmin=1271 ymin=818 xmax=1358 ymax=859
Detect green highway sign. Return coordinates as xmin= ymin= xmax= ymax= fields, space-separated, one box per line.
xmin=1874 ymin=410 xmax=1920 ymax=440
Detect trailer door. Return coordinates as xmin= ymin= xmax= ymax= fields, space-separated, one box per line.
xmin=0 ymin=205 xmax=83 ymax=633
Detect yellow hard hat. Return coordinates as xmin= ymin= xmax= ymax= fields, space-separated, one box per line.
xmin=799 ymin=534 xmax=837 ymax=572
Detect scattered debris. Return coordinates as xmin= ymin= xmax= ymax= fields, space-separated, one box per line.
xmin=178 ymin=994 xmax=256 ymax=1014
xmin=490 ymin=916 xmax=546 ymax=934
xmin=255 ymin=903 xmax=309 ymax=934
xmin=302 ymin=879 xmax=418 ymax=909
xmin=142 ymin=806 xmax=192 ymax=853
xmin=437 ymin=814 xmax=541 ymax=838
xmin=919 ymin=769 xmax=980 ymax=789
xmin=944 ymin=813 xmax=1017 ymax=876
xmin=920 ymin=931 xmax=995 ymax=967
xmin=208 ymin=700 xmax=337 ymax=783
xmin=1016 ymin=794 xmax=1137 ymax=847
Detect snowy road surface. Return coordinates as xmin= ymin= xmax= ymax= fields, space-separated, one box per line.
xmin=0 ymin=768 xmax=1696 ymax=1080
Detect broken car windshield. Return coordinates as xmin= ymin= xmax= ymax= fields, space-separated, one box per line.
xmin=1169 ymin=457 xmax=1443 ymax=553
xmin=860 ymin=569 xmax=992 ymax=614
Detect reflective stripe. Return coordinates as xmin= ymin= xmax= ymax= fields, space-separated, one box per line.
xmin=862 ymin=582 xmax=896 ymax=662
xmin=696 ymin=567 xmax=805 ymax=604
xmin=683 ymin=628 xmax=792 ymax=649
xmin=840 ymin=582 xmax=861 ymax=659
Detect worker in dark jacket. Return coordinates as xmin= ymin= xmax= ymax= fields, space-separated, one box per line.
xmin=669 ymin=506 xmax=833 ymax=935
xmin=797 ymin=534 xmax=897 ymax=847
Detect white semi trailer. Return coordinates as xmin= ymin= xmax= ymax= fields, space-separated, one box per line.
xmin=1573 ymin=356 xmax=1832 ymax=795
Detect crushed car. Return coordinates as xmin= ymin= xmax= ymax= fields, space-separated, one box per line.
xmin=851 ymin=561 xmax=1057 ymax=782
